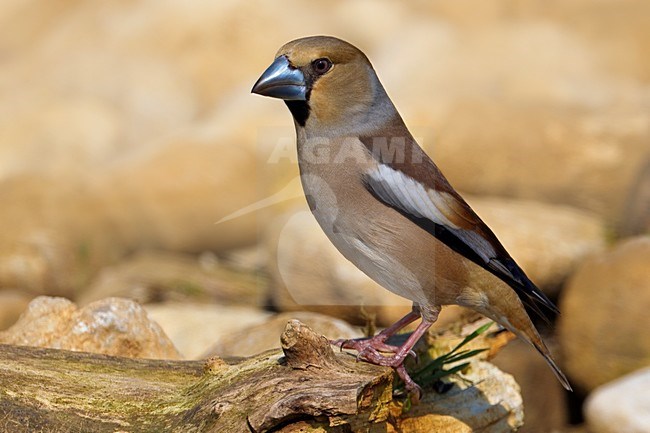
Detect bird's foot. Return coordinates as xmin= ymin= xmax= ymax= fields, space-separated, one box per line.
xmin=330 ymin=337 xmax=416 ymax=360
xmin=354 ymin=345 xmax=410 ymax=367
xmin=331 ymin=317 xmax=433 ymax=402
xmin=396 ymin=364 xmax=422 ymax=402
xmin=331 ymin=336 xmax=389 ymax=352
xmin=350 ymin=346 xmax=422 ymax=400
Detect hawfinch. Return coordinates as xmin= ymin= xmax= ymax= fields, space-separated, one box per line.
xmin=252 ymin=36 xmax=571 ymax=395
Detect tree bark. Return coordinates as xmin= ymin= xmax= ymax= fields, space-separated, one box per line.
xmin=0 ymin=316 xmax=522 ymax=432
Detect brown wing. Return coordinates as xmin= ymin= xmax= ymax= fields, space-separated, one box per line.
xmin=359 ymin=130 xmax=559 ymax=317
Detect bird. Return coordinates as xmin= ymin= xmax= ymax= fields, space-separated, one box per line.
xmin=252 ymin=35 xmax=572 ymax=396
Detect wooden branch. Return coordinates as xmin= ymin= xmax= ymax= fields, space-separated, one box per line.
xmin=0 ymin=317 xmax=522 ymax=433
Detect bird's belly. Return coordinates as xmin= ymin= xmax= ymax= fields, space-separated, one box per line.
xmin=334 ymin=229 xmax=422 ymax=301
xmin=302 ymin=174 xmax=462 ymax=307
xmin=306 ymin=199 xmax=437 ymax=306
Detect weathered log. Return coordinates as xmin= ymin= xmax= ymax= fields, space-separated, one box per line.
xmin=0 ymin=317 xmax=522 ymax=432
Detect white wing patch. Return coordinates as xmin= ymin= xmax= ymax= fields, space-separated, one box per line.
xmin=366 ymin=163 xmax=498 ymax=263
xmin=367 ymin=164 xmax=461 ymax=229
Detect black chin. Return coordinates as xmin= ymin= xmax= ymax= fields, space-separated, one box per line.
xmin=284 ymin=100 xmax=310 ymax=127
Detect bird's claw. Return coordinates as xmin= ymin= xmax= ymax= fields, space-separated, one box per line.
xmin=353 ymin=350 xmax=422 ymax=401
xmin=329 ymin=338 xmax=346 ymax=351
xmin=396 ymin=364 xmax=422 ymax=402
xmin=330 ymin=337 xmax=385 ymax=352
xmin=332 ymin=336 xmax=419 ymax=366
xmin=356 ymin=346 xmax=390 ymax=365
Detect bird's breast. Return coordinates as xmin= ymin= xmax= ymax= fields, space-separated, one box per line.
xmin=296 ymin=137 xmax=457 ymax=307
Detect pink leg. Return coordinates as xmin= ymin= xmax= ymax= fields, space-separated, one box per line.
xmin=357 ymin=318 xmax=433 ymax=367
xmin=330 ymin=309 xmax=421 ymax=354
xmin=331 ymin=306 xmax=439 ymax=398
xmin=359 ymin=318 xmax=434 ymax=398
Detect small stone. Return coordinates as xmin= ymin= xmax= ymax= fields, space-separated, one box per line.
xmin=585 ymin=367 xmax=650 ymax=433
xmin=398 ymin=361 xmax=524 ymax=432
xmin=0 ymin=296 xmax=180 ymax=359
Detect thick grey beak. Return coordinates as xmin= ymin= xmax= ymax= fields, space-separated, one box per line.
xmin=251 ymin=56 xmax=307 ymax=101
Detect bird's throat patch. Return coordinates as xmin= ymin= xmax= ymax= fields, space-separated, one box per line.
xmin=285 ymin=100 xmax=310 ymax=127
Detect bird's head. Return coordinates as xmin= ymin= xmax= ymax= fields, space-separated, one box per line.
xmin=252 ymin=36 xmax=395 ymax=133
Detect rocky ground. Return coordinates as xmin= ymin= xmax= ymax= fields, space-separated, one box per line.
xmin=0 ymin=1 xmax=649 ymax=432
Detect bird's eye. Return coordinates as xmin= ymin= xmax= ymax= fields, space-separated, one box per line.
xmin=312 ymin=58 xmax=332 ymax=75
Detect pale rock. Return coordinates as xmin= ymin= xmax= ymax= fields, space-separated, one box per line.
xmin=398 ymin=361 xmax=524 ymax=432
xmin=0 ymin=296 xmax=180 ymax=359
xmin=204 ymin=311 xmax=364 ymax=359
xmin=145 ymin=303 xmax=272 ymax=359
xmin=559 ymin=236 xmax=650 ymax=391
xmin=78 ymin=250 xmax=266 ymax=308
xmin=585 ymin=367 xmax=650 ymax=433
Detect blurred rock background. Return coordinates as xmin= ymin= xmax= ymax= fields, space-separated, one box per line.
xmin=0 ymin=1 xmax=648 ymax=432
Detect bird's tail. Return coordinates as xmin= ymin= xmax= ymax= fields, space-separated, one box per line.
xmin=482 ymin=296 xmax=573 ymax=391
xmin=529 ymin=334 xmax=573 ymax=392
xmin=478 ymin=279 xmax=573 ymax=391
xmin=507 ymin=319 xmax=573 ymax=392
